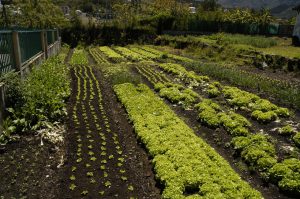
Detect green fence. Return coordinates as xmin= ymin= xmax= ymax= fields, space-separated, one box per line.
xmin=0 ymin=29 xmax=59 ymax=74
xmin=18 ymin=31 xmax=42 ymax=64
xmin=0 ymin=31 xmax=15 ymax=73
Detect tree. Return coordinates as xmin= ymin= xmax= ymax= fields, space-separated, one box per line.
xmin=200 ymin=0 xmax=220 ymax=11
xmin=4 ymin=0 xmax=69 ymax=28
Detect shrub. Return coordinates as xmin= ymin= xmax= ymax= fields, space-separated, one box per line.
xmin=268 ymin=158 xmax=300 ymax=194
xmin=293 ymin=133 xmax=300 ymax=147
xmin=279 ymin=125 xmax=296 ymax=136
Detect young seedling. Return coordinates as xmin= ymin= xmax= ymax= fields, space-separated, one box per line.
xmin=69 ymin=183 xmax=77 ymax=191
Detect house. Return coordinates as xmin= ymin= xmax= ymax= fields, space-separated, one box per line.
xmin=293 ymin=5 xmax=300 ymax=46
xmin=61 ymin=5 xmax=70 ymax=16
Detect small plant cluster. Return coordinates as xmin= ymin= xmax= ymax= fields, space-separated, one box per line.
xmin=207 ymin=81 xmax=222 ymax=98
xmin=99 ymin=46 xmax=125 ymax=63
xmin=114 ymin=46 xmax=147 ymax=62
xmin=70 ymin=48 xmax=89 ymax=65
xmin=70 ymin=64 xmax=134 ymax=197
xmin=232 ymin=134 xmax=300 ymax=194
xmin=89 ymin=48 xmax=109 ymax=64
xmin=222 ymin=86 xmax=289 ymax=123
xmin=154 ymin=83 xmax=200 ymax=109
xmin=195 ymin=99 xmax=251 ymax=136
xmin=114 ymin=83 xmax=262 ymax=199
xmin=278 ymin=125 xmax=300 ymax=147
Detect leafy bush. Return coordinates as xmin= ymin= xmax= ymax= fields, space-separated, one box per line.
xmin=279 ymin=125 xmax=296 ymax=136
xmin=268 ymin=158 xmax=300 ymax=194
xmin=2 ymin=56 xmax=70 ymax=143
xmin=207 ymin=81 xmax=221 ymax=98
xmin=293 ymin=133 xmax=300 ymax=147
xmin=156 ymin=83 xmax=199 ymax=108
xmin=195 ymin=99 xmax=222 ymax=128
xmin=219 ymin=112 xmax=251 ymax=136
xmin=232 ymin=134 xmax=277 ymax=171
xmin=251 ymin=110 xmax=277 ymax=123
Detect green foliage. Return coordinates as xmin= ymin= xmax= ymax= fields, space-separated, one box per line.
xmin=251 ymin=110 xmax=277 ymax=123
xmin=268 ymin=158 xmax=300 ymax=194
xmin=6 ymin=0 xmax=69 ymax=28
xmin=2 ymin=55 xmax=70 ymax=144
xmin=292 ymin=133 xmax=300 ymax=147
xmin=114 ymin=46 xmax=146 ymax=62
xmin=195 ymin=99 xmax=221 ymax=128
xmin=223 ymin=86 xmax=289 ymax=123
xmin=207 ymin=81 xmax=221 ymax=98
xmin=70 ymin=48 xmax=89 ymax=65
xmin=219 ymin=112 xmax=251 ymax=137
xmin=279 ymin=125 xmax=296 ymax=136
xmin=206 ymin=33 xmax=277 ymax=48
xmin=158 ymin=63 xmax=209 ymax=85
xmin=156 ymin=83 xmax=199 ymax=108
xmin=232 ymin=134 xmax=276 ymax=171
xmin=188 ymin=61 xmax=300 ymax=109
xmin=114 ymin=83 xmax=262 ymax=198
xmin=99 ymin=46 xmax=125 ymax=63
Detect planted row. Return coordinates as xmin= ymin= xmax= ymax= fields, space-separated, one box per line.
xmin=70 ymin=48 xmax=89 ymax=65
xmin=114 ymin=83 xmax=262 ymax=199
xmin=99 ymin=46 xmax=125 ymax=63
xmin=69 ymin=64 xmax=134 ymax=197
xmin=89 ymin=48 xmax=109 ymax=64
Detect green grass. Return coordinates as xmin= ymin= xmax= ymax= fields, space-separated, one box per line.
xmin=205 ymin=33 xmax=278 ymax=48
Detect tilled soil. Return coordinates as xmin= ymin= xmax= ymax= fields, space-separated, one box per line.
xmin=59 ymin=62 xmax=160 ymax=198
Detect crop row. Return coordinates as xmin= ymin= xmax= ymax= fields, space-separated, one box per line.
xmin=114 ymin=46 xmax=147 ymax=62
xmin=140 ymin=62 xmax=300 ymax=195
xmin=69 ymin=64 xmax=134 ymax=197
xmin=89 ymin=48 xmax=109 ymax=64
xmin=114 ymin=83 xmax=262 ymax=199
xmin=136 ymin=63 xmax=170 ymax=85
xmin=138 ymin=46 xmax=194 ymax=63
xmin=98 ymin=46 xmax=126 ymax=63
xmin=70 ymin=48 xmax=89 ymax=65
xmin=187 ymin=61 xmax=300 ymax=109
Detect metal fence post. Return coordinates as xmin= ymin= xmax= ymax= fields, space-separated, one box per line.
xmin=41 ymin=31 xmax=48 ymax=59
xmin=12 ymin=31 xmax=22 ymax=76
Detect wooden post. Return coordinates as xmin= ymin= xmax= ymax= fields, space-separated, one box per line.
xmin=12 ymin=31 xmax=22 ymax=76
xmin=41 ymin=31 xmax=48 ymax=59
xmin=56 ymin=29 xmax=59 ymax=40
xmin=0 ymin=83 xmax=5 ymax=132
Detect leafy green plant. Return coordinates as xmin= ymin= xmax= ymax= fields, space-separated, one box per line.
xmin=293 ymin=133 xmax=300 ymax=147
xmin=279 ymin=125 xmax=296 ymax=136
xmin=114 ymin=83 xmax=262 ymax=198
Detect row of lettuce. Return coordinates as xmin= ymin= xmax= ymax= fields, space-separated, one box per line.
xmin=136 ymin=61 xmax=300 ymax=195
xmin=114 ymin=83 xmax=262 ymax=199
xmin=89 ymin=45 xmax=300 ymax=196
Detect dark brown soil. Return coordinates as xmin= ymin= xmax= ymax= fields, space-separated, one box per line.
xmin=0 ymin=134 xmax=65 ymax=199
xmin=59 ymin=54 xmax=160 ymax=198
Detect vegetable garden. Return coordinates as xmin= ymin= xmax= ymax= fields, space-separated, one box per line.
xmin=1 ymin=43 xmax=300 ymax=199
